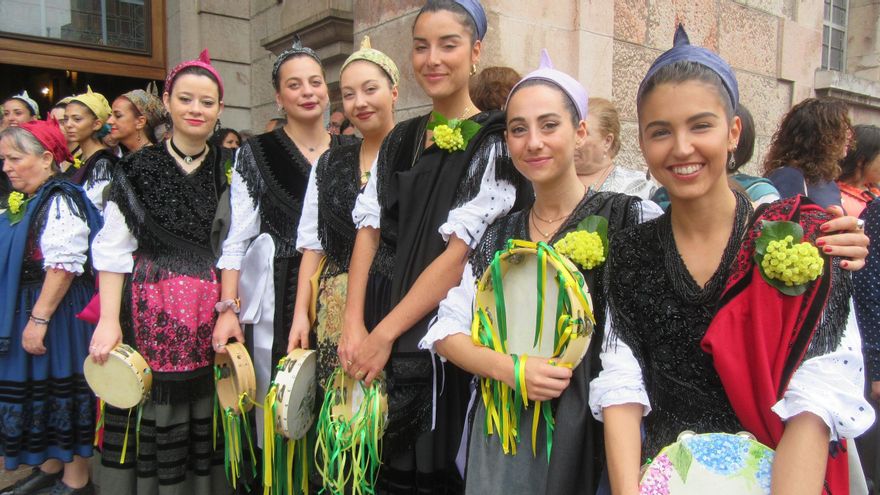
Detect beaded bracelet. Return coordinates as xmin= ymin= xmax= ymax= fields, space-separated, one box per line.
xmin=29 ymin=314 xmax=50 ymax=325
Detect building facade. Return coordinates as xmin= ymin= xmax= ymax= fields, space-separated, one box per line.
xmin=2 ymin=0 xmax=879 ymax=173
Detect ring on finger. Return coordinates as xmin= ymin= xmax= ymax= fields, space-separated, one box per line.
xmin=356 ymin=370 xmax=365 ymax=379
xmin=856 ymin=218 xmax=866 ymax=230
xmin=346 ymin=360 xmax=353 ymax=366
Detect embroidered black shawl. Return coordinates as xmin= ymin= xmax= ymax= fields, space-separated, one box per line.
xmin=70 ymin=147 xmax=117 ymax=188
xmin=236 ymin=127 xmax=357 ymax=258
xmin=315 ymin=142 xmax=392 ymax=276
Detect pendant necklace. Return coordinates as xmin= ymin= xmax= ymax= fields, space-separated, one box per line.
xmin=169 ymin=138 xmax=207 ymax=164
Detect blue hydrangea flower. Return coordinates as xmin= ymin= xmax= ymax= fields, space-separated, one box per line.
xmin=682 ymin=434 xmax=750 ymax=475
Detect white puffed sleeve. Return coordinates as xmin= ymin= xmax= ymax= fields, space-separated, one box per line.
xmin=296 ymin=165 xmax=322 ymax=253
xmin=91 ymin=200 xmax=137 ymax=273
xmin=588 ymin=314 xmax=652 ymax=421
xmin=83 ymin=178 xmax=110 ymax=213
xmin=217 ymin=151 xmax=261 ymax=270
xmin=420 ymin=264 xmax=477 ymax=359
xmin=439 ymin=144 xmax=517 ymax=248
xmin=771 ymin=308 xmax=874 ymax=440
xmin=39 ymin=195 xmax=91 ymax=274
xmin=352 ymin=158 xmax=380 ymax=229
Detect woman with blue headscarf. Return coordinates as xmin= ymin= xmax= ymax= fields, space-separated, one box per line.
xmin=592 ymin=25 xmax=872 ymax=494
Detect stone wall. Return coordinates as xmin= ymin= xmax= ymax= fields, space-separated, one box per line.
xmin=167 ymin=0 xmax=880 ymax=159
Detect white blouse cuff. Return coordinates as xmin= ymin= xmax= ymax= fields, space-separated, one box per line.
xmin=39 ymin=197 xmax=90 ymax=274
xmin=420 ymin=266 xmax=477 ymax=359
xmin=217 ymin=252 xmax=245 ymax=271
xmin=91 ymin=201 xmax=136 ymax=273
xmin=588 ymin=387 xmax=652 ymax=422
xmin=439 ymin=158 xmax=517 ymax=248
xmin=589 ymin=314 xmax=652 ymax=421
xmin=771 ymin=310 xmax=874 ymax=440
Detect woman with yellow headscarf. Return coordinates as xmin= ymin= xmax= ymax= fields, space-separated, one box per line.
xmin=64 ymin=86 xmax=117 ymax=213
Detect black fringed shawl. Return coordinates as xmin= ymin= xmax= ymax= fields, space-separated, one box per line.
xmin=236 ymin=127 xmax=357 ymax=259
xmin=315 ymin=142 xmax=392 ymax=277
xmin=109 ymin=143 xmax=229 ymax=403
xmin=468 ymin=191 xmax=642 ymax=494
xmin=70 ymin=147 xmax=117 ymax=189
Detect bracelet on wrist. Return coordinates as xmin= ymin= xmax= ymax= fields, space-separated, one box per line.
xmin=29 ymin=314 xmax=50 ymax=325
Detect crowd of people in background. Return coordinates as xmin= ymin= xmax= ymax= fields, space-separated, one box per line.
xmin=1 ymin=0 xmax=880 ymax=494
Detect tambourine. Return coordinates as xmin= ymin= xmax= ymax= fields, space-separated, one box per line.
xmin=473 ymin=239 xmax=594 ymax=367
xmin=83 ymin=344 xmax=152 ymax=409
xmin=214 ymin=342 xmax=257 ymax=414
xmin=273 ymin=349 xmax=317 ymax=439
xmin=640 ymin=431 xmax=774 ymax=494
xmin=471 ymin=239 xmax=595 ymax=455
xmin=316 ymin=367 xmax=388 ymax=494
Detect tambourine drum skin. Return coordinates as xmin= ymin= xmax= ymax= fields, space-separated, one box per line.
xmin=274 ymin=349 xmax=317 ymax=439
xmin=215 ymin=342 xmax=257 ymax=414
xmin=330 ymin=373 xmax=388 ymax=435
xmin=475 ymin=245 xmax=594 ymax=367
xmin=639 ymin=432 xmax=775 ymax=495
xmin=83 ymin=344 xmax=152 ymax=409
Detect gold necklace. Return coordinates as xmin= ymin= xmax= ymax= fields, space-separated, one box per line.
xmin=530 ymin=209 xmax=557 ymax=239
xmin=531 ymin=208 xmax=569 ymax=224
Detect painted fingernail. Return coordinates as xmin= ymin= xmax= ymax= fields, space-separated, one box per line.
xmin=820 ymin=224 xmax=831 ymax=232
xmin=823 ymin=246 xmax=833 ymax=253
xmin=842 ymin=261 xmax=849 ymax=269
xmin=816 ymin=239 xmax=826 ymax=247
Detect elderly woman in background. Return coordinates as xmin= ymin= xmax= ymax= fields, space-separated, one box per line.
xmin=575 ymin=97 xmax=656 ymax=199
xmin=0 ymin=120 xmax=102 ymax=495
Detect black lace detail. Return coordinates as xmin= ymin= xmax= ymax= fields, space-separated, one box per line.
xmin=109 ymin=143 xmax=224 ymax=281
xmin=315 ymin=143 xmax=391 ymax=276
xmin=71 ymin=148 xmax=117 ymax=188
xmin=606 ymin=193 xmax=753 ymax=458
xmin=450 ymin=131 xmax=506 ymax=210
xmin=237 ymin=129 xmax=355 ymax=259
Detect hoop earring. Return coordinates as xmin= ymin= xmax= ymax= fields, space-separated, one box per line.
xmin=471 ymin=64 xmax=477 ymax=76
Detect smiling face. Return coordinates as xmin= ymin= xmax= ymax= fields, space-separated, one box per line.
xmin=638 ymin=80 xmax=740 ymax=202
xmin=1 ymin=135 xmax=54 ymax=195
xmin=411 ymin=10 xmax=480 ymax=102
xmin=64 ymin=101 xmax=103 ymax=145
xmin=108 ymin=97 xmax=145 ymax=142
xmin=162 ymin=73 xmax=223 ymax=142
xmin=275 ymin=56 xmax=329 ymax=123
xmin=505 ymin=83 xmax=586 ymax=187
xmin=340 ymin=61 xmax=397 ymax=140
xmin=3 ymin=99 xmax=36 ymax=127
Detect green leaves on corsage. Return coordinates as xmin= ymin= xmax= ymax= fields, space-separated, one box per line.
xmin=754 ymin=220 xmax=824 ymax=296
xmin=427 ymin=111 xmax=481 ymax=152
xmin=553 ymin=215 xmax=609 ymax=270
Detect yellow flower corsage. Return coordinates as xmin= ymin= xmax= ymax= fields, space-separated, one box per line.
xmin=427 ymin=111 xmax=481 ymax=153
xmin=552 ymin=215 xmax=609 ymax=270
xmin=755 ymin=220 xmax=824 ymax=295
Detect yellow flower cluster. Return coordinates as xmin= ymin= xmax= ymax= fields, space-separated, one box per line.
xmin=761 ymin=235 xmax=824 ymax=286
xmin=433 ymin=124 xmax=465 ymax=151
xmin=226 ymin=167 xmax=233 ymax=184
xmin=554 ymin=231 xmax=605 ymax=270
xmin=8 ymin=191 xmax=24 ymax=214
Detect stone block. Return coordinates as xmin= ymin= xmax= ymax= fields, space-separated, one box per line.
xmin=198 ymin=0 xmax=248 ymax=19
xmin=212 ymin=60 xmax=251 ymax=108
xmin=252 ymin=0 xmax=279 ymax=17
xmin=719 ymin=2 xmax=779 ymax=77
xmin=251 ymin=102 xmax=280 ymax=132
xmin=614 ymin=0 xmax=648 ymax=45
xmin=353 ymin=0 xmax=420 ymax=32
xmin=250 ymin=56 xmax=276 ymax=111
xmin=737 ymin=70 xmax=792 ymax=137
xmin=250 ymin=9 xmax=271 ymax=61
xmin=576 ymin=30 xmax=614 ymax=100
xmin=200 ymin=14 xmax=250 ymax=64
xmin=611 ymin=41 xmax=660 ymax=121
xmin=492 ymin=0 xmax=577 ymax=30
xmin=483 ymin=15 xmax=577 ymax=74
xmin=219 ymin=106 xmax=250 ymax=133
xmin=646 ymin=0 xmax=720 ymax=52
xmin=735 ymin=0 xmax=784 ymax=17
xmin=580 ymin=0 xmax=615 ymax=37
xmin=779 ymin=18 xmax=822 ymax=93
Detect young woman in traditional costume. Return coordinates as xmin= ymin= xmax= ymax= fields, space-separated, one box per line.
xmin=422 ymin=51 xmax=662 ymax=494
xmin=108 ymin=86 xmax=166 ymax=155
xmin=290 ymin=37 xmax=399 ymax=387
xmin=88 ymin=50 xmax=233 ymax=495
xmin=0 ymin=120 xmax=102 ymax=495
xmin=212 ymin=36 xmax=357 ymax=378
xmin=64 ymin=87 xmax=117 ymax=212
xmin=592 ymin=26 xmax=873 ymax=495
xmin=339 ymin=0 xmax=528 ymax=491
